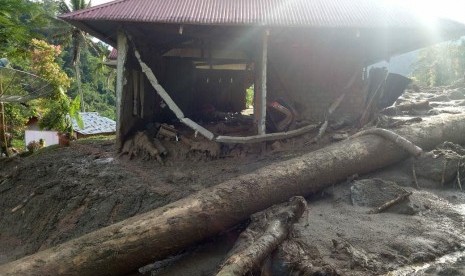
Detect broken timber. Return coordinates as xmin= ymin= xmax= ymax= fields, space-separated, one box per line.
xmin=350 ymin=128 xmax=424 ymax=157
xmin=216 ymin=123 xmax=318 ymax=143
xmin=217 ymin=196 xmax=307 ymax=276
xmin=127 ymin=33 xmax=215 ymax=141
xmin=2 ymin=114 xmax=465 ymax=276
xmin=125 ymin=30 xmax=312 ymax=144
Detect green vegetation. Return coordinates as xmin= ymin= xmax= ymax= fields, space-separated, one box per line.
xmin=246 ymin=85 xmax=254 ymax=108
xmin=411 ymin=40 xmax=465 ymax=87
xmin=0 ymin=0 xmax=116 ymax=147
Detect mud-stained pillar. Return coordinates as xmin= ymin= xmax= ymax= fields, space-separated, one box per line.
xmin=115 ymin=29 xmax=128 ymax=149
xmin=255 ymin=29 xmax=269 ymax=135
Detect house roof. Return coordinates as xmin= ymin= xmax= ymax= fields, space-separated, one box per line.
xmin=61 ymin=0 xmax=448 ymax=28
xmin=108 ymin=48 xmax=117 ymax=60
xmin=60 ymin=0 xmax=465 ymax=64
xmin=72 ymin=112 xmax=116 ymax=135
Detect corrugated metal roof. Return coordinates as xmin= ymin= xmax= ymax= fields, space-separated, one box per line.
xmin=61 ymin=0 xmax=430 ymax=28
xmin=72 ymin=112 xmax=116 ymax=135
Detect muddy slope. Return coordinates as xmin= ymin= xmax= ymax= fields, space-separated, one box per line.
xmin=0 ymin=140 xmax=295 ymax=264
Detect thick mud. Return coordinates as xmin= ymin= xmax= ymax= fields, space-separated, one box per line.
xmin=1 ymin=82 xmax=465 ymax=275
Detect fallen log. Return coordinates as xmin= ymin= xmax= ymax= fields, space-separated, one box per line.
xmin=2 ymin=114 xmax=465 ymax=276
xmin=216 ymin=196 xmax=307 ymax=276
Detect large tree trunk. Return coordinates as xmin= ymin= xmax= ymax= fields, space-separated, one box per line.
xmin=1 ymin=114 xmax=465 ymax=276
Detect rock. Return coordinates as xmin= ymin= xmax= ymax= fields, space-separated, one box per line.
xmin=415 ymin=156 xmax=459 ymax=188
xmin=430 ymin=94 xmax=450 ymax=102
xmin=448 ymin=89 xmax=465 ymax=100
xmin=410 ymin=251 xmax=436 ymax=263
xmin=351 ymin=178 xmax=415 ymax=215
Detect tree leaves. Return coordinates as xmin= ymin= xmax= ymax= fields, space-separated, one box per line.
xmin=69 ymin=94 xmax=84 ymax=129
xmin=411 ymin=40 xmax=465 ymax=87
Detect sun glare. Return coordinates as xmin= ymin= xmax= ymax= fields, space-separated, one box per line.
xmin=389 ymin=0 xmax=465 ymax=24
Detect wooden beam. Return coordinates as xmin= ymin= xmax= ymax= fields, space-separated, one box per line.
xmin=115 ymin=29 xmax=128 ymax=149
xmin=139 ymin=72 xmax=145 ymax=118
xmin=132 ymin=70 xmax=139 ymax=116
xmin=215 ymin=124 xmax=318 ymax=144
xmin=129 ymin=41 xmax=185 ymax=119
xmin=180 ymin=118 xmax=215 ymax=140
xmin=257 ymin=29 xmax=269 ymax=135
xmin=127 ymin=33 xmax=216 ymax=141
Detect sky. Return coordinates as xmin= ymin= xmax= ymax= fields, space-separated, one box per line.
xmin=90 ymin=0 xmax=465 ymax=24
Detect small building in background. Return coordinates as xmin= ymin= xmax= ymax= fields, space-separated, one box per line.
xmin=72 ymin=112 xmax=116 ymax=138
xmin=25 ymin=117 xmax=59 ymax=147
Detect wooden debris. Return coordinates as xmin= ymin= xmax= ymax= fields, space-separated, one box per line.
xmin=180 ymin=117 xmax=215 ymax=140
xmin=457 ymin=160 xmax=463 ymax=191
xmin=393 ymin=100 xmax=431 ymax=114
xmin=11 ymin=192 xmax=35 ymax=213
xmin=127 ymin=32 xmax=216 ymax=142
xmin=189 ymin=139 xmax=221 ymax=158
xmin=307 ymin=120 xmax=329 ymax=144
xmin=216 ymin=196 xmax=307 ymax=276
xmin=332 ymin=132 xmax=349 ymax=141
xmin=412 ymin=159 xmax=420 ymax=189
xmin=152 ymin=138 xmax=167 ymax=157
xmin=368 ymin=191 xmax=412 ymax=214
xmin=120 ymin=132 xmax=163 ymax=163
xmin=350 ymin=128 xmax=423 ymax=157
xmin=306 ymin=70 xmax=359 ymax=145
xmin=441 ymin=159 xmax=448 ymax=187
xmin=216 ymin=123 xmax=318 ymax=144
xmin=157 ymin=124 xmax=177 ymax=139
xmin=2 ymin=114 xmax=465 ymax=276
xmin=359 ymin=70 xmax=389 ymax=127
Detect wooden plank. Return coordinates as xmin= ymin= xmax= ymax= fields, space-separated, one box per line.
xmin=180 ymin=118 xmax=215 ymax=140
xmin=139 ymin=72 xmax=145 ymax=118
xmin=128 ymin=33 xmax=215 ymax=141
xmin=215 ymin=124 xmax=318 ymax=144
xmin=258 ymin=29 xmax=269 ymax=135
xmin=132 ymin=70 xmax=139 ymax=116
xmin=115 ymin=29 xmax=128 ymax=148
xmin=130 ymin=42 xmax=185 ymax=119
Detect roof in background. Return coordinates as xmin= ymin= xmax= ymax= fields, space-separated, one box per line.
xmin=72 ymin=112 xmax=116 ymax=135
xmin=60 ymin=0 xmax=451 ymax=28
xmin=108 ymin=48 xmax=117 ymax=60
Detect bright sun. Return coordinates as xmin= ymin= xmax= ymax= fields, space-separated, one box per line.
xmin=389 ymin=0 xmax=465 ymax=24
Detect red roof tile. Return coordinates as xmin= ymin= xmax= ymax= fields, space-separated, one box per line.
xmin=108 ymin=48 xmax=117 ymax=60
xmin=61 ymin=0 xmax=434 ymax=28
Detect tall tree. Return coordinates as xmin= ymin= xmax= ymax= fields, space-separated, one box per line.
xmin=57 ymin=0 xmax=94 ymax=112
xmin=411 ymin=40 xmax=465 ymax=87
xmin=0 ymin=0 xmax=49 ymax=63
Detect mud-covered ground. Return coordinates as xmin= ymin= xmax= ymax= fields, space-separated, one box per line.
xmin=1 ymin=82 xmax=465 ymax=275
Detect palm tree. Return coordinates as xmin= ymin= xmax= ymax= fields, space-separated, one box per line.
xmin=57 ymin=0 xmax=94 ymax=112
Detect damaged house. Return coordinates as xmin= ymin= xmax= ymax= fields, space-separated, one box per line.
xmin=60 ymin=0 xmax=465 ymax=150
